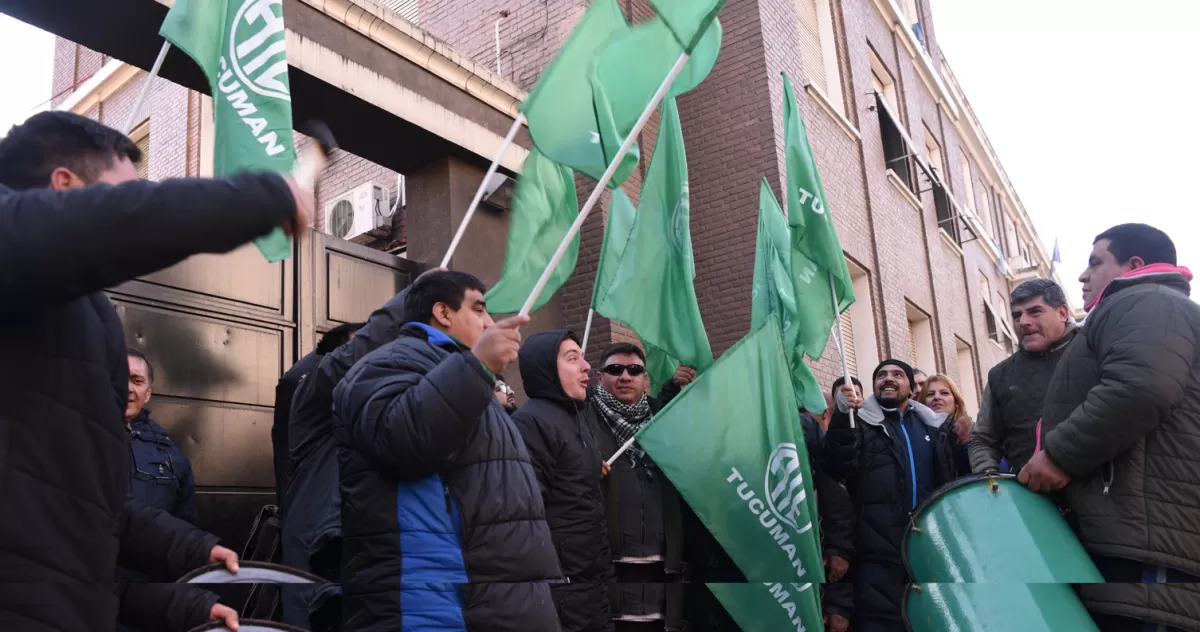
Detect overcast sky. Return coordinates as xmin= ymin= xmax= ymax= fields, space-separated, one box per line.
xmin=930 ymin=0 xmax=1199 ymax=304
xmin=1 ymin=3 xmax=1195 ymax=304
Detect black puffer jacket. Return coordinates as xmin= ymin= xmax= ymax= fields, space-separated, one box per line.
xmin=0 ymin=175 xmax=296 ymax=631
xmin=1041 ymin=268 xmax=1200 ymax=630
xmin=513 ymin=330 xmax=614 ymax=632
xmin=824 ymin=397 xmax=959 ymax=631
xmin=273 ymin=350 xmax=320 ymax=510
xmin=281 ymin=289 xmax=409 ymax=630
xmin=333 ymin=323 xmax=562 ymax=632
xmin=800 ymin=413 xmax=855 ymax=621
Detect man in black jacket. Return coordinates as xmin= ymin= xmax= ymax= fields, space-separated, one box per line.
xmin=824 ymin=359 xmax=961 ymax=632
xmin=514 ymin=330 xmax=613 ymax=632
xmin=970 ymin=278 xmax=1077 ymax=474
xmin=332 ymin=270 xmax=561 ymax=631
xmin=800 ymin=400 xmax=855 ymax=632
xmin=0 ymin=111 xmax=310 ymax=631
xmin=584 ymin=343 xmax=693 ymax=632
xmin=273 ymin=320 xmax=361 ymax=510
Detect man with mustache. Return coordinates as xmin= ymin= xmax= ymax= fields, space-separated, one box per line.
xmin=824 ymin=359 xmax=963 ymax=632
xmin=969 ymin=278 xmax=1077 ymax=474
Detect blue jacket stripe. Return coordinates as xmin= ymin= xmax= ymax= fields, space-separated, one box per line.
xmin=397 ymin=474 xmax=467 ymax=631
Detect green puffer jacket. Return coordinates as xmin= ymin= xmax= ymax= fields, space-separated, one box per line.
xmin=1041 ymin=268 xmax=1200 ymax=630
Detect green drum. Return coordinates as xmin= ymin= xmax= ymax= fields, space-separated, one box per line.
xmin=902 ymin=473 xmax=1102 ymax=632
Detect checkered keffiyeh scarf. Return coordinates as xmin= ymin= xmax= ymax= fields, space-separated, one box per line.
xmin=593 ymin=385 xmax=652 ymax=465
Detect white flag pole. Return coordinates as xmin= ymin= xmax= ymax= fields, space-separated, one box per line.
xmin=829 ymin=272 xmax=856 ymax=429
xmin=518 ymin=52 xmax=690 ymax=317
xmin=124 ymin=41 xmax=172 ymax=135
xmin=440 ymin=113 xmax=526 ymax=268
xmin=580 ymin=308 xmax=596 ymax=354
xmin=607 ymin=434 xmax=637 ymax=465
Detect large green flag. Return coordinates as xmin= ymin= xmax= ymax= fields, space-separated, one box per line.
xmin=782 ymin=72 xmax=855 ymax=358
xmin=636 ymin=317 xmax=824 ymax=631
xmin=590 ymin=17 xmax=722 ymax=144
xmin=485 ymin=150 xmax=579 ymax=314
xmin=751 ymin=179 xmax=825 ymax=413
xmin=160 ymin=0 xmax=296 ymax=262
xmin=519 ymin=0 xmax=638 ymax=187
xmin=707 ymin=582 xmax=823 ymax=632
xmin=594 ymin=97 xmax=712 ymax=390
xmin=592 ymin=189 xmax=637 ymax=308
xmin=648 ymin=0 xmax=727 ymax=52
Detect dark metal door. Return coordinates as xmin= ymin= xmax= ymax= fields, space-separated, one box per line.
xmin=110 ymin=231 xmax=419 ymax=551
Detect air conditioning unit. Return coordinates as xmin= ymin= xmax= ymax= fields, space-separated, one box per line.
xmin=324 ymin=182 xmax=393 ymax=243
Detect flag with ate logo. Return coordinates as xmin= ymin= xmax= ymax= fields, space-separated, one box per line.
xmin=160 ymin=0 xmax=297 ymax=262
xmin=593 ymin=97 xmax=712 ymax=391
xmin=635 ymin=317 xmax=823 ymax=631
xmin=782 ymin=71 xmax=854 ymax=358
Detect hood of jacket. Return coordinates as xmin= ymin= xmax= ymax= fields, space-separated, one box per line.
xmin=518 ymin=329 xmax=580 ymax=408
xmin=842 ymin=394 xmax=946 ymax=429
xmin=1085 ymin=263 xmax=1193 ymax=312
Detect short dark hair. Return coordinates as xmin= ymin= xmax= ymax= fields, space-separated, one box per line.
xmin=0 ymin=111 xmax=142 ymax=191
xmin=402 ymin=271 xmax=487 ymax=325
xmin=316 ymin=322 xmax=363 ymax=354
xmin=1095 ymin=223 xmax=1176 ymax=266
xmin=127 ymin=348 xmax=155 ymax=385
xmin=600 ymin=342 xmax=646 ymax=367
xmin=831 ymin=376 xmax=862 ymax=400
xmin=1009 ymin=278 xmax=1067 ymax=310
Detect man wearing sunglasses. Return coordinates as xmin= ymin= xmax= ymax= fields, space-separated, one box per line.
xmin=584 ymin=343 xmax=696 ymax=632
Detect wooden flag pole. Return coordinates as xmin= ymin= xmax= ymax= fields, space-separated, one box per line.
xmin=440 ymin=113 xmax=526 ymax=268
xmin=124 ymin=41 xmax=172 ymax=135
xmin=830 ymin=272 xmax=856 ymax=429
xmin=518 ymin=52 xmax=690 ymax=317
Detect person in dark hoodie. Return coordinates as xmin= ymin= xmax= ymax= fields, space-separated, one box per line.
xmin=332 ymin=270 xmax=560 ymax=632
xmin=0 ymin=111 xmax=305 ymax=632
xmin=273 ymin=321 xmax=362 ymax=510
xmin=824 ymin=359 xmax=962 ymax=632
xmin=513 ymin=330 xmax=613 ymax=632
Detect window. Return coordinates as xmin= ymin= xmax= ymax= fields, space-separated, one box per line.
xmin=955 ymin=338 xmax=980 ymax=417
xmin=905 ymin=301 xmax=936 ymax=374
xmin=978 ymin=181 xmax=993 ymax=237
xmin=980 ymin=273 xmax=1002 ymax=344
xmin=959 ymin=153 xmax=976 ymax=213
xmin=130 ymin=120 xmax=150 ymax=180
xmin=795 ymin=0 xmax=844 ymax=112
xmin=844 ymin=259 xmax=879 ymax=379
xmin=923 ymin=126 xmax=944 ymax=182
xmin=902 ymin=0 xmax=924 ymax=45
xmin=870 ymin=51 xmax=899 ymax=114
xmin=870 ymin=53 xmax=916 ymax=195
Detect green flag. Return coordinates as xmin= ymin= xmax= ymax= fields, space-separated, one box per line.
xmin=519 ymin=0 xmax=638 ymax=187
xmin=648 ymin=0 xmax=727 ymax=52
xmin=160 ymin=0 xmax=296 ymax=262
xmin=751 ymin=179 xmax=826 ymax=413
xmin=590 ymin=17 xmax=722 ymax=141
xmin=707 ymin=582 xmax=823 ymax=632
xmin=782 ymin=71 xmax=855 ymax=358
xmin=592 ymin=189 xmax=637 ymax=308
xmin=594 ymin=97 xmax=712 ymax=390
xmin=484 ymin=150 xmax=579 ymax=314
xmin=636 ymin=317 xmax=824 ymax=632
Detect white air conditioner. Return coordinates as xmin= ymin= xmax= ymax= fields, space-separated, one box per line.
xmin=324 ymin=182 xmax=393 ymax=243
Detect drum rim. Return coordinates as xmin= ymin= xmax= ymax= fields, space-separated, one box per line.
xmin=176 ymin=559 xmax=327 ymax=584
xmin=901 ymin=472 xmax=1019 ymax=581
xmin=187 ymin=619 xmax=310 ymax=632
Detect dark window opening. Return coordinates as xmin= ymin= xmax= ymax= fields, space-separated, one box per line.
xmin=874 ymin=93 xmax=917 ymax=194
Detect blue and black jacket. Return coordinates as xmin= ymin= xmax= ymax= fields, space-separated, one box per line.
xmin=333 ymin=323 xmax=562 ymax=632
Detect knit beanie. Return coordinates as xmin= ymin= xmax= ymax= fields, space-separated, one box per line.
xmin=873 ymin=359 xmax=915 ymax=390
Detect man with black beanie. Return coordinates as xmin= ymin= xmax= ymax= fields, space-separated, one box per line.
xmin=823 ymin=359 xmax=964 ymax=632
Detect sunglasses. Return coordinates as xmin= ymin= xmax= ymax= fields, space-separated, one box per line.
xmin=601 ymin=363 xmax=646 ymax=377
xmin=495 ymin=383 xmax=513 ymax=395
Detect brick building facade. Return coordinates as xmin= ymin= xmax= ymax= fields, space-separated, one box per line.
xmin=46 ymin=0 xmax=1061 ymax=415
